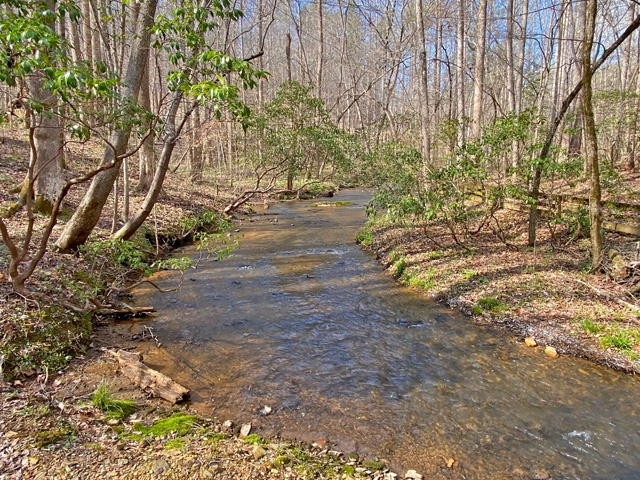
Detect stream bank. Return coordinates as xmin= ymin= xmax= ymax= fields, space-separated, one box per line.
xmin=0 ymin=357 xmax=402 ymax=480
xmin=360 ymin=207 xmax=640 ymax=374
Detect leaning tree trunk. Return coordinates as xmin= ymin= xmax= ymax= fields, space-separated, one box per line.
xmin=527 ymin=9 xmax=640 ymax=246
xmin=113 ymin=91 xmax=191 ymax=241
xmin=582 ymin=0 xmax=603 ymax=271
xmin=56 ymin=0 xmax=158 ymax=251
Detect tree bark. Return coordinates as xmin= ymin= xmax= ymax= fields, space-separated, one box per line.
xmin=25 ymin=0 xmax=64 ymax=214
xmin=456 ymin=0 xmax=465 ymax=147
xmin=137 ymin=55 xmax=155 ymax=192
xmin=470 ymin=0 xmax=488 ymax=138
xmin=56 ymin=0 xmax=158 ymax=251
xmin=415 ymin=0 xmax=430 ymax=162
xmin=583 ymin=0 xmax=603 ymax=271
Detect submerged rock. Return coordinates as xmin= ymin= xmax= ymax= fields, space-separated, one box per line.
xmin=260 ymin=405 xmax=272 ymax=416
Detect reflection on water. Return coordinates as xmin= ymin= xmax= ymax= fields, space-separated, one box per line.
xmin=134 ymin=190 xmax=640 ymax=480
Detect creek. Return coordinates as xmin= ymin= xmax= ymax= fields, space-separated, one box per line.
xmin=134 ymin=189 xmax=640 ymax=480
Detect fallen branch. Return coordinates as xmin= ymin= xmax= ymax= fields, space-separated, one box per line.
xmin=110 ymin=349 xmax=189 ymax=404
xmin=100 ymin=306 xmax=156 ymax=316
xmin=575 ymin=279 xmax=639 ymax=311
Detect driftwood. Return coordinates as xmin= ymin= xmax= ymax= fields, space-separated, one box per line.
xmin=105 ymin=306 xmax=156 ymax=317
xmin=111 ymin=349 xmax=189 ymax=404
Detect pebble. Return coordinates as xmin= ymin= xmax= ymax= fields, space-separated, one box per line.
xmin=240 ymin=423 xmax=252 ymax=437
xmin=446 ymin=458 xmax=455 ymax=468
xmin=405 ymin=470 xmax=423 ymax=480
xmin=251 ymin=446 xmax=266 ymax=460
xmin=524 ymin=337 xmax=537 ymax=347
xmin=152 ymin=458 xmax=170 ymax=475
xmin=222 ymin=420 xmax=234 ymax=433
xmin=545 ymin=346 xmax=559 ymax=358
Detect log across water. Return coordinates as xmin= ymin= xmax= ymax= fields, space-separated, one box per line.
xmin=132 ymin=190 xmax=640 ymax=480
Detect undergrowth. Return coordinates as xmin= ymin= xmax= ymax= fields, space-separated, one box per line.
xmin=91 ymin=381 xmax=137 ymax=421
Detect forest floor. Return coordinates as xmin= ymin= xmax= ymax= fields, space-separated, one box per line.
xmin=360 ymin=201 xmax=640 ymax=375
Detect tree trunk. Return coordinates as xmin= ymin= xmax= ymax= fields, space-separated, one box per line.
xmin=583 ymin=0 xmax=603 ymax=271
xmin=56 ymin=0 xmax=158 ymax=251
xmin=286 ymin=33 xmax=292 ymax=83
xmin=415 ymin=0 xmax=430 ymax=163
xmin=456 ymin=0 xmax=465 ymax=147
xmin=137 ymin=55 xmax=155 ymax=192
xmin=515 ymin=0 xmax=528 ymax=114
xmin=257 ymin=0 xmax=264 ymax=103
xmin=69 ymin=13 xmax=82 ymax=63
xmin=470 ymin=0 xmax=488 ymax=138
xmin=190 ymin=106 xmax=204 ymax=183
xmin=25 ymin=0 xmax=63 ymax=214
xmin=82 ymin=0 xmax=93 ymax=66
xmin=512 ymin=0 xmax=529 ymax=168
xmin=506 ymin=0 xmax=516 ymax=169
xmin=89 ymin=0 xmax=102 ymax=67
xmin=527 ymin=9 xmax=640 ymax=246
xmin=26 ymin=81 xmax=64 ymax=214
xmin=316 ymin=0 xmax=324 ymax=99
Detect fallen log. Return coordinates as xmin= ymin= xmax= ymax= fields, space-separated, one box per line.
xmin=111 ymin=349 xmax=189 ymax=404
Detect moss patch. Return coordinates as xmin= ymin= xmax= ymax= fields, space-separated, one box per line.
xmin=242 ymin=433 xmax=269 ymax=446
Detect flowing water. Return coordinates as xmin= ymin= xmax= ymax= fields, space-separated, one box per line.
xmin=133 ymin=190 xmax=640 ymax=480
